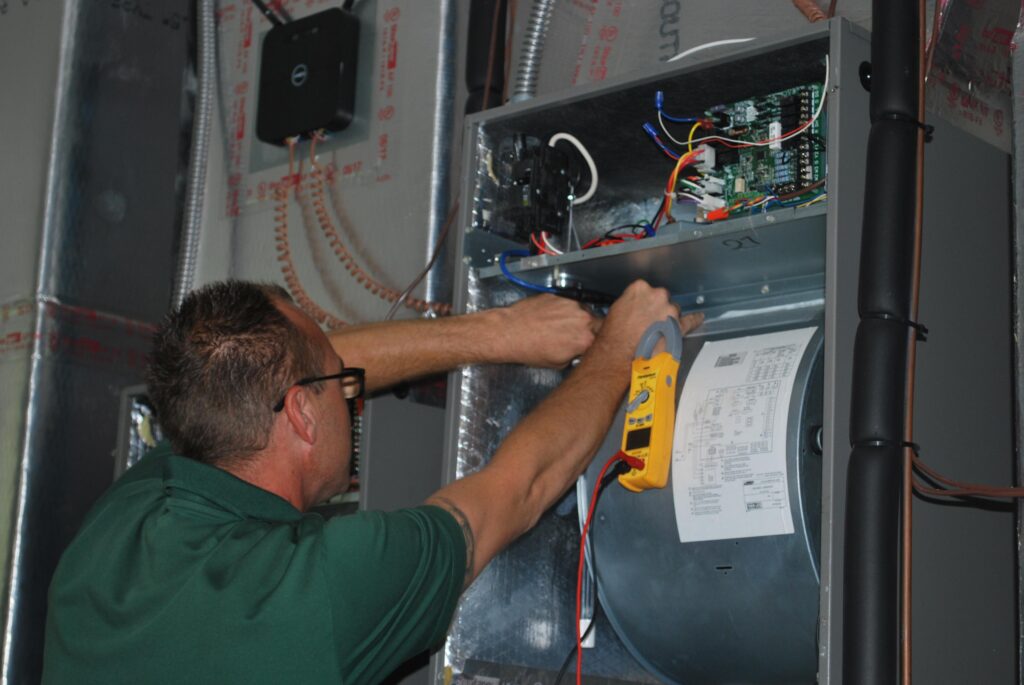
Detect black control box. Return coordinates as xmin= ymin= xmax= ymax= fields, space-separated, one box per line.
xmin=491 ymin=135 xmax=577 ymax=246
xmin=256 ymin=8 xmax=359 ymax=145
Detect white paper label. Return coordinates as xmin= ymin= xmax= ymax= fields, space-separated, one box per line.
xmin=672 ymin=327 xmax=816 ymax=543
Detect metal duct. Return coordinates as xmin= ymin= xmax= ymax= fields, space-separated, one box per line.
xmin=1012 ymin=9 xmax=1024 ymax=683
xmin=0 ymin=2 xmax=189 ymax=681
xmin=925 ymin=0 xmax=1019 ymax=152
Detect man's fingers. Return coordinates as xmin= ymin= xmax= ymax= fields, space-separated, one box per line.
xmin=679 ymin=311 xmax=704 ymax=335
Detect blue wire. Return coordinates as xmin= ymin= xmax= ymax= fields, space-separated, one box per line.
xmin=641 ymin=122 xmax=680 ymax=160
xmin=499 ymin=250 xmax=559 ymax=294
xmin=655 ymin=91 xmax=700 ymax=123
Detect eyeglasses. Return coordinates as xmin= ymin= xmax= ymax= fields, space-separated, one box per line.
xmin=273 ymin=367 xmax=365 ymax=412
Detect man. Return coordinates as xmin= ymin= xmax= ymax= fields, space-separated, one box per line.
xmin=42 ymin=279 xmax=700 ymax=684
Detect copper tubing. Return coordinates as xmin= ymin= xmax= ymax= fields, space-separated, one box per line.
xmin=792 ymin=0 xmax=827 ymax=22
xmin=901 ymin=1 xmax=929 ymax=680
xmin=274 ymin=180 xmax=348 ymax=329
xmin=274 ymin=140 xmax=348 ymax=329
xmin=306 ymin=152 xmax=451 ymax=316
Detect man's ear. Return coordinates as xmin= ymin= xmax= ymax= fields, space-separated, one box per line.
xmin=282 ymin=387 xmax=318 ymax=445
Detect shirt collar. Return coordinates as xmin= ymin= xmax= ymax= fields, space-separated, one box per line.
xmin=159 ymin=447 xmax=305 ymax=523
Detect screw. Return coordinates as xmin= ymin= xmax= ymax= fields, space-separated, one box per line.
xmin=761 ymin=284 xmax=770 ymax=295
xmin=695 ymin=295 xmax=705 ymax=305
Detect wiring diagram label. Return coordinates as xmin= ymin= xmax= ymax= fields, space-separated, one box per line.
xmin=671 ymin=327 xmax=815 ymax=543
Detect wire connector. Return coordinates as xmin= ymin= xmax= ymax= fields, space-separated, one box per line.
xmin=695 ymin=143 xmax=716 ymax=172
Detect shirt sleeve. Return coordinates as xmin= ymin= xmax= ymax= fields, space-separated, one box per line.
xmin=320 ymin=505 xmax=466 ymax=685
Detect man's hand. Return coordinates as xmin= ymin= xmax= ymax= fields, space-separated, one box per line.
xmin=488 ymin=294 xmax=600 ymax=368
xmin=424 ymin=279 xmax=704 ymax=588
xmin=589 ymin=280 xmax=703 ymax=366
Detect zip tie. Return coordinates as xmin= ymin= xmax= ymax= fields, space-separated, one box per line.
xmin=872 ymin=111 xmax=935 ymax=143
xmin=861 ymin=311 xmax=929 ymax=342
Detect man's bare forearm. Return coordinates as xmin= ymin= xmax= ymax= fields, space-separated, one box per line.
xmin=485 ymin=336 xmax=634 ymax=529
xmin=329 ymin=295 xmax=598 ymax=393
xmin=329 ymin=311 xmax=510 ymax=392
xmin=426 ymin=334 xmax=632 ymax=579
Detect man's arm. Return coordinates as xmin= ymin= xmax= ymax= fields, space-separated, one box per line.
xmin=425 ymin=280 xmax=704 ymax=587
xmin=329 ymin=294 xmax=599 ymax=393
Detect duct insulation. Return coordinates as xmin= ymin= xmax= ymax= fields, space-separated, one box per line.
xmin=0 ymin=2 xmax=189 ymax=682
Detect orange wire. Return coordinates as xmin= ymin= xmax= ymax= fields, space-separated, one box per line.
xmin=663 ymin=149 xmax=703 ymax=220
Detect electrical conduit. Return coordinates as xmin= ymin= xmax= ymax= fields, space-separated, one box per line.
xmin=510 ymin=0 xmax=555 ymax=103
xmin=172 ymin=0 xmax=216 ymax=309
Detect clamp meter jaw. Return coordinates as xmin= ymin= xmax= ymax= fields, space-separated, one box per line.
xmin=618 ymin=319 xmax=683 ymax=493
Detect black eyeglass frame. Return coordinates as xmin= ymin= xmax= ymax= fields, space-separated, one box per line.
xmin=273 ymin=367 xmax=365 ymax=412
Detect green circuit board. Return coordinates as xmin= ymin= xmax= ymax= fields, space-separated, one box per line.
xmin=672 ymin=82 xmax=826 ymax=212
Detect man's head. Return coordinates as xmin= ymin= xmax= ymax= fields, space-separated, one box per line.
xmin=147 ymin=281 xmax=331 ymax=471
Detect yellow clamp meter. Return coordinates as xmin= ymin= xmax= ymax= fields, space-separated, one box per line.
xmin=618 ymin=318 xmax=683 ymax=493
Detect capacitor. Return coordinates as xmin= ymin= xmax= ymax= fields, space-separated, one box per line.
xmin=734 ymin=176 xmax=747 ymax=194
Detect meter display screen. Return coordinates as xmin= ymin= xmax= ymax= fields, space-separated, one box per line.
xmin=625 ymin=427 xmax=652 ymax=451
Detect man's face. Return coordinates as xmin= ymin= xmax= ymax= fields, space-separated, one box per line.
xmin=276 ymin=301 xmax=353 ymax=501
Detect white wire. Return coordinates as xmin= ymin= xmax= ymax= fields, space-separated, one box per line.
xmin=548 ymin=132 xmax=598 ymax=205
xmin=667 ymin=37 xmax=755 ymax=63
xmin=540 ymin=231 xmax=564 ymax=254
xmin=659 ymin=54 xmax=830 ymax=150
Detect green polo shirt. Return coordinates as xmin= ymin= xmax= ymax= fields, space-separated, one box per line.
xmin=42 ymin=443 xmax=465 ymax=685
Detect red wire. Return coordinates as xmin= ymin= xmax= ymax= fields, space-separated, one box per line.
xmin=575 ymin=453 xmax=624 ymax=684
xmin=712 ymin=116 xmax=815 ymax=149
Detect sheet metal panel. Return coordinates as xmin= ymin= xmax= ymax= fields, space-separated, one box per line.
xmin=910 ymin=118 xmax=1015 ymax=684
xmin=441 ymin=23 xmax=844 ymax=684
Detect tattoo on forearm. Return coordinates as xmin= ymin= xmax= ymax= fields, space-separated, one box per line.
xmin=432 ymin=497 xmax=475 ymax=586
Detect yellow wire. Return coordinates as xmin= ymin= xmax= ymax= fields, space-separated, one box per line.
xmin=664 ymin=149 xmax=701 ymax=220
xmin=797 ymin=193 xmax=828 ymax=208
xmin=687 ymin=121 xmax=702 ymax=152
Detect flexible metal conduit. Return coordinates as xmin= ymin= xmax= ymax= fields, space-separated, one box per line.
xmin=172 ymin=0 xmax=216 ymax=309
xmin=843 ymin=1 xmax=922 ymax=682
xmin=510 ymin=0 xmax=555 ymax=103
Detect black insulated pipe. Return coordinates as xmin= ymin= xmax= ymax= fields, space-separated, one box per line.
xmin=843 ymin=1 xmax=921 ymax=683
xmin=465 ymin=0 xmax=507 ymax=114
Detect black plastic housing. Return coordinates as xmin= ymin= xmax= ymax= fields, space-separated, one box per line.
xmin=256 ymin=8 xmax=359 ymax=145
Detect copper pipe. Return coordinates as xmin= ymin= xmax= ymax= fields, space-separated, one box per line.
xmin=901 ymin=1 xmax=929 ymax=681
xmin=792 ymin=0 xmax=827 ymax=22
